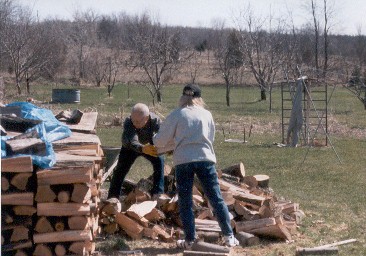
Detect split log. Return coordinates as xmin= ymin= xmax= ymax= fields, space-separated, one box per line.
xmin=5 ymin=138 xmax=46 ymax=155
xmin=143 ymin=227 xmax=158 ymax=240
xmin=197 ymin=208 xmax=214 ymax=220
xmin=37 ymin=165 xmax=93 ymax=185
xmin=10 ymin=226 xmax=29 ymax=242
xmin=65 ymin=112 xmax=98 ymax=133
xmin=241 ymin=176 xmax=258 ymax=188
xmin=234 ymin=200 xmax=260 ymax=220
xmin=35 ymin=217 xmax=54 ymax=233
xmin=250 ymin=223 xmax=292 ymax=241
xmin=114 ymin=212 xmax=144 ymax=240
xmin=101 ymin=197 xmax=121 ymax=215
xmin=2 ymin=176 xmax=10 ymax=191
xmin=69 ymin=241 xmax=95 ymax=255
xmin=232 ymin=192 xmax=266 ymax=207
xmin=37 ymin=202 xmax=90 ymax=216
xmin=1 ymin=240 xmax=33 ymax=252
xmin=71 ymin=183 xmax=91 ymax=203
xmin=295 ymin=247 xmax=339 ymax=255
xmin=152 ymin=225 xmax=174 ymax=242
xmin=14 ymin=250 xmax=27 ymax=256
xmin=13 ymin=206 xmax=37 ymax=216
xmin=35 ymin=185 xmax=56 ymax=202
xmin=235 ymin=217 xmax=276 ymax=232
xmin=4 ymin=212 xmax=14 ymax=224
xmin=33 ymin=230 xmax=92 ymax=243
xmin=1 ymin=156 xmax=33 ymax=173
xmin=144 ymin=208 xmax=166 ymax=222
xmin=195 ymin=219 xmax=221 ymax=232
xmin=236 ymin=231 xmax=260 ymax=246
xmin=1 ymin=192 xmax=34 ymax=205
xmin=68 ymin=216 xmax=89 ymax=230
xmin=191 ymin=241 xmax=231 ymax=253
xmin=10 ymin=173 xmax=32 ymax=191
xmin=33 ymin=244 xmax=52 ymax=256
xmin=104 ymin=223 xmax=119 ymax=234
xmin=221 ymin=191 xmax=235 ymax=206
xmin=220 ymin=173 xmax=241 ymax=184
xmin=54 ymin=244 xmax=67 ymax=256
xmin=220 ymin=162 xmax=245 ymax=179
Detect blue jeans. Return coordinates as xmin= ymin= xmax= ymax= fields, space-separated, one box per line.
xmin=175 ymin=161 xmax=233 ymax=242
xmin=107 ymin=147 xmax=165 ymax=198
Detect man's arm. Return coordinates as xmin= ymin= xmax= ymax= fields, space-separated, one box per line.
xmin=122 ymin=118 xmax=143 ymax=152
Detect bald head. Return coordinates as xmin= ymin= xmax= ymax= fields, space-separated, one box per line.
xmin=131 ymin=103 xmax=150 ymax=128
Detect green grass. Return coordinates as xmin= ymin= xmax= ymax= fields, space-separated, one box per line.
xmin=4 ymin=82 xmax=366 ymax=255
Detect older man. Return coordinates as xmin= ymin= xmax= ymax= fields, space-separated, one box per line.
xmin=107 ymin=103 xmax=164 ymax=199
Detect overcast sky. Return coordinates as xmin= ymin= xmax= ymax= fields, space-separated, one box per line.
xmin=17 ymin=0 xmax=366 ymax=36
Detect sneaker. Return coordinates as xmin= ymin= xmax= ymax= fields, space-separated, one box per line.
xmin=176 ymin=239 xmax=194 ymax=250
xmin=224 ymin=235 xmax=239 ymax=247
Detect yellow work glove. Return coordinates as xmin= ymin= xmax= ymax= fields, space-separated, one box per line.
xmin=142 ymin=144 xmax=158 ymax=157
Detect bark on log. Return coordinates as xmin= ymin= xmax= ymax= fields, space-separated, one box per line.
xmin=236 ymin=231 xmax=260 ymax=246
xmin=196 ymin=231 xmax=221 ymax=243
xmin=295 ymin=247 xmax=339 ymax=255
xmin=253 ymin=174 xmax=270 ymax=188
xmin=191 ymin=241 xmax=231 ymax=253
xmin=35 ymin=185 xmax=56 ymax=202
xmin=220 ymin=162 xmax=245 ymax=179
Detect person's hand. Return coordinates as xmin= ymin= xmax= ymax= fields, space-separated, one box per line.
xmin=142 ymin=144 xmax=158 ymax=157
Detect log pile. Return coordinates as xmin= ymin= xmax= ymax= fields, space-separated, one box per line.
xmin=1 ymin=109 xmax=104 ymax=256
xmin=1 ymin=156 xmax=35 ymax=255
xmin=98 ymin=161 xmax=304 ymax=252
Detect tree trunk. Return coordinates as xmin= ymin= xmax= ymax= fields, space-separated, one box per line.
xmin=260 ymin=88 xmax=267 ymax=100
xmin=156 ymin=90 xmax=162 ymax=103
xmin=225 ymin=81 xmax=230 ymax=107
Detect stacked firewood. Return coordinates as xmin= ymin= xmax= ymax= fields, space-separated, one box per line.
xmin=1 ymin=156 xmax=36 ymax=255
xmin=31 ymin=111 xmax=103 ymax=255
xmin=1 ymin=107 xmax=104 ymax=256
xmin=99 ymin=162 xmax=304 ymax=251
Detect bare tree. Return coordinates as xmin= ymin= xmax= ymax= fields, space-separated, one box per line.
xmin=123 ymin=13 xmax=182 ymax=104
xmin=65 ymin=9 xmax=99 ymax=85
xmin=211 ymin=23 xmax=244 ymax=107
xmin=0 ymin=3 xmax=65 ymax=94
xmin=236 ymin=8 xmax=288 ymax=101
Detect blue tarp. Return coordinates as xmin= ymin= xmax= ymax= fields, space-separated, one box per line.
xmin=1 ymin=102 xmax=72 ymax=169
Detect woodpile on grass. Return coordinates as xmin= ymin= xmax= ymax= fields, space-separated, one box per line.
xmin=1 ymin=105 xmax=103 ymax=256
xmin=99 ymin=161 xmax=305 ymax=254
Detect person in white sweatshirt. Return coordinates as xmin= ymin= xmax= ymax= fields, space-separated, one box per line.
xmin=153 ymin=84 xmax=239 ymax=249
